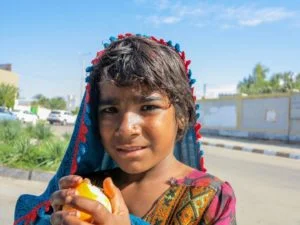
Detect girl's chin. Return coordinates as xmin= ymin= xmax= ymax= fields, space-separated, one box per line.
xmin=118 ymin=164 xmax=150 ymax=175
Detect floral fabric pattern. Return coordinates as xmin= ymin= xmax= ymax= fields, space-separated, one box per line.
xmin=143 ymin=170 xmax=236 ymax=225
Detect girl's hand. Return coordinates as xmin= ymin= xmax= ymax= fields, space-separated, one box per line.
xmin=50 ymin=175 xmax=83 ymax=213
xmin=50 ymin=175 xmax=130 ymax=225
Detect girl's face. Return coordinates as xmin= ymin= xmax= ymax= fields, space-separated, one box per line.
xmin=97 ymin=81 xmax=179 ymax=174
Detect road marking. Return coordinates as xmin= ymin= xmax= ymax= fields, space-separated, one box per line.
xmin=242 ymin=147 xmax=253 ymax=152
xmin=263 ymin=150 xmax=276 ymax=156
xmin=289 ymin=153 xmax=300 ymax=160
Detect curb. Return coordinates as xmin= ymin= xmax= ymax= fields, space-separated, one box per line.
xmin=1 ymin=141 xmax=300 ymax=182
xmin=0 ymin=166 xmax=53 ymax=182
xmin=202 ymin=141 xmax=300 ymax=160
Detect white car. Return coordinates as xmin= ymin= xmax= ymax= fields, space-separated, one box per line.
xmin=47 ymin=110 xmax=76 ymax=125
xmin=12 ymin=110 xmax=38 ymax=125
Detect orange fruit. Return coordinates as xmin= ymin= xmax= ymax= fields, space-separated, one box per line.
xmin=63 ymin=179 xmax=112 ymax=222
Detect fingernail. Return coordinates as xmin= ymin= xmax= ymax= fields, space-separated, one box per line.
xmin=74 ymin=176 xmax=82 ymax=183
xmin=67 ymin=188 xmax=76 ymax=196
xmin=103 ymin=177 xmax=115 ymax=199
xmin=65 ymin=195 xmax=73 ymax=204
xmin=83 ymin=178 xmax=91 ymax=184
xmin=68 ymin=210 xmax=78 ymax=216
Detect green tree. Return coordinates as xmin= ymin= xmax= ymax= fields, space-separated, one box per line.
xmin=282 ymin=72 xmax=295 ymax=91
xmin=237 ymin=63 xmax=270 ymax=95
xmin=32 ymin=94 xmax=50 ymax=108
xmin=269 ymin=73 xmax=282 ymax=92
xmin=238 ymin=64 xmax=299 ymax=95
xmin=0 ymin=84 xmax=19 ymax=109
xmin=31 ymin=94 xmax=67 ymax=110
xmin=49 ymin=97 xmax=66 ymax=110
xmin=71 ymin=106 xmax=79 ymax=115
xmin=295 ymin=73 xmax=300 ymax=89
xmin=269 ymin=72 xmax=298 ymax=93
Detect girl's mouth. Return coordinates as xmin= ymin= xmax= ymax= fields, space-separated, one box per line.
xmin=115 ymin=146 xmax=148 ymax=157
xmin=116 ymin=146 xmax=147 ymax=152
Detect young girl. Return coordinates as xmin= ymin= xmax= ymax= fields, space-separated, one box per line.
xmin=14 ymin=34 xmax=236 ymax=225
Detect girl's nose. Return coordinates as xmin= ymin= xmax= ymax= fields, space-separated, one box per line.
xmin=115 ymin=112 xmax=142 ymax=137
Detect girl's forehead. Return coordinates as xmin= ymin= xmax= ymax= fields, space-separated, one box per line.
xmin=98 ymin=80 xmax=159 ymax=96
xmin=98 ymin=80 xmax=169 ymax=100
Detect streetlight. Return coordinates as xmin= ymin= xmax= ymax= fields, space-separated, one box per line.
xmin=279 ymin=78 xmax=284 ymax=87
xmin=203 ymin=83 xmax=207 ymax=99
xmin=78 ymin=52 xmax=92 ymax=101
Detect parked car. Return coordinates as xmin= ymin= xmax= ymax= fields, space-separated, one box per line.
xmin=47 ymin=110 xmax=76 ymax=125
xmin=12 ymin=109 xmax=38 ymax=125
xmin=0 ymin=107 xmax=17 ymax=121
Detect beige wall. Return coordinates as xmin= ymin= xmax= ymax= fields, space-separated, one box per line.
xmin=0 ymin=69 xmax=19 ymax=87
xmin=198 ymin=93 xmax=300 ymax=142
xmin=290 ymin=93 xmax=300 ymax=136
xmin=198 ymin=99 xmax=237 ymax=129
xmin=241 ymin=97 xmax=289 ymax=134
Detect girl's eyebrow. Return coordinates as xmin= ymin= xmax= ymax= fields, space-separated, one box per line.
xmin=99 ymin=95 xmax=164 ymax=105
xmin=99 ymin=98 xmax=119 ymax=106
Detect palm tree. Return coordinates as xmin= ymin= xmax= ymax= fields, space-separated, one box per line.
xmin=237 ymin=63 xmax=270 ymax=94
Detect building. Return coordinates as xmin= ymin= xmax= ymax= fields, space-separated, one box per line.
xmin=66 ymin=94 xmax=77 ymax=111
xmin=14 ymin=98 xmax=51 ymax=120
xmin=0 ymin=64 xmax=19 ymax=87
xmin=199 ymin=84 xmax=237 ymax=99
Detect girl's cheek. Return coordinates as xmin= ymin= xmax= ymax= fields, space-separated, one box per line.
xmin=99 ymin=119 xmax=116 ymax=127
xmin=99 ymin=121 xmax=114 ymax=137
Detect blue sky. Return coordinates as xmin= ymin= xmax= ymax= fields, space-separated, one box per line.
xmin=1 ymin=0 xmax=299 ymax=103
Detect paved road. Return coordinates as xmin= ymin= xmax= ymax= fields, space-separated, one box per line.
xmin=0 ymin=176 xmax=47 ymax=225
xmin=2 ymin=145 xmax=300 ymax=225
xmin=205 ymin=145 xmax=300 ymax=225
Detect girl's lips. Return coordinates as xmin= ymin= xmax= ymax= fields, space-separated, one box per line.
xmin=115 ymin=145 xmax=149 ymax=157
xmin=116 ymin=146 xmax=147 ymax=152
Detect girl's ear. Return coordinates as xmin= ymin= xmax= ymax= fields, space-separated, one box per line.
xmin=177 ymin=117 xmax=186 ymax=130
xmin=176 ymin=116 xmax=186 ymax=141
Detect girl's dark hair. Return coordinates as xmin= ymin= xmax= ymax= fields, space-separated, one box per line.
xmin=90 ymin=36 xmax=196 ymax=140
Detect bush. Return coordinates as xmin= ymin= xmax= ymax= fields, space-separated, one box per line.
xmin=24 ymin=123 xmax=35 ymax=136
xmin=0 ymin=134 xmax=33 ymax=168
xmin=30 ymin=122 xmax=53 ymax=140
xmin=62 ymin=132 xmax=71 ymax=141
xmin=0 ymin=121 xmax=67 ymax=171
xmin=0 ymin=120 xmax=22 ymax=144
xmin=0 ymin=143 xmax=14 ymax=162
xmin=0 ymin=137 xmax=67 ymax=171
xmin=34 ymin=139 xmax=67 ymax=170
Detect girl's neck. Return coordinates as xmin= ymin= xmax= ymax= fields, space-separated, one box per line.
xmin=120 ymin=154 xmax=193 ymax=186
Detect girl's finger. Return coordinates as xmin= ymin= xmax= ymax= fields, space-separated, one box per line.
xmin=68 ymin=195 xmax=111 ymax=223
xmin=50 ymin=210 xmax=80 ymax=225
xmin=103 ymin=177 xmax=128 ymax=215
xmin=59 ymin=175 xmax=83 ymax=189
xmin=50 ymin=188 xmax=77 ymax=211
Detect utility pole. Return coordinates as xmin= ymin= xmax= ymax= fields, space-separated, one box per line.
xmin=79 ymin=52 xmax=91 ymax=101
xmin=203 ymin=83 xmax=207 ymax=99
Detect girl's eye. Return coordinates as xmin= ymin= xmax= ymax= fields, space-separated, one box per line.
xmin=141 ymin=105 xmax=159 ymax=111
xmin=100 ymin=107 xmax=118 ymax=114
